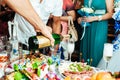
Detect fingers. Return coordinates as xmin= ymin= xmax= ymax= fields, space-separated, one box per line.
xmin=77 ymin=17 xmax=82 ymax=24
xmin=62 ymin=34 xmax=70 ymax=41
xmin=46 ymin=26 xmax=52 ymax=33
xmin=50 ymin=37 xmax=55 ymax=47
xmin=82 ymin=16 xmax=93 ymax=22
xmin=46 ymin=26 xmax=55 ymax=46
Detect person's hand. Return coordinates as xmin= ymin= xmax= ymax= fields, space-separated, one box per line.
xmin=62 ymin=34 xmax=70 ymax=41
xmin=77 ymin=17 xmax=83 ymax=24
xmin=46 ymin=26 xmax=55 ymax=47
xmin=82 ymin=16 xmax=96 ymax=22
xmin=49 ymin=37 xmax=55 ymax=47
xmin=35 ymin=26 xmax=54 ymax=47
xmin=46 ymin=26 xmax=52 ymax=33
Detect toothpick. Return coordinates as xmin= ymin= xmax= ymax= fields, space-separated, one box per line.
xmin=90 ymin=58 xmax=93 ymax=66
xmin=80 ymin=52 xmax=82 ymax=62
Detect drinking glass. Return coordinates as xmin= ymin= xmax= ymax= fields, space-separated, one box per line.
xmin=50 ymin=45 xmax=61 ymax=59
xmin=6 ymin=41 xmax=12 ymax=63
xmin=67 ymin=38 xmax=75 ymax=61
xmin=103 ymin=43 xmax=113 ymax=69
xmin=0 ymin=35 xmax=8 ymax=53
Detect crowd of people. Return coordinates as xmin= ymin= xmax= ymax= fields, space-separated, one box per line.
xmin=0 ymin=0 xmax=114 ymax=67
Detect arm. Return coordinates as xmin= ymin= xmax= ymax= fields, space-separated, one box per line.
xmin=60 ymin=0 xmax=76 ymax=22
xmin=83 ymin=0 xmax=114 ymax=22
xmin=3 ymin=0 xmax=54 ymax=46
xmin=101 ymin=0 xmax=114 ymax=20
xmin=52 ymin=16 xmax=61 ymax=34
xmin=60 ymin=10 xmax=76 ymax=21
xmin=52 ymin=0 xmax=63 ymax=34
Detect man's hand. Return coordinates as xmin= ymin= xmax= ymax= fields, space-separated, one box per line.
xmin=46 ymin=26 xmax=55 ymax=47
xmin=36 ymin=26 xmax=54 ymax=47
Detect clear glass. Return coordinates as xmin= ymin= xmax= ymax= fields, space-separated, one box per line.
xmin=0 ymin=35 xmax=7 ymax=53
xmin=6 ymin=41 xmax=12 ymax=63
xmin=103 ymin=43 xmax=113 ymax=69
xmin=67 ymin=38 xmax=75 ymax=61
xmin=50 ymin=45 xmax=61 ymax=65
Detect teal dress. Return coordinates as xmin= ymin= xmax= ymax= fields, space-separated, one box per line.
xmin=80 ymin=0 xmax=108 ymax=67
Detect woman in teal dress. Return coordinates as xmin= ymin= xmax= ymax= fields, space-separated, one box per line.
xmin=77 ymin=0 xmax=114 ymax=67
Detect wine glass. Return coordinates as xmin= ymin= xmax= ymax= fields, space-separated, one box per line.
xmin=67 ymin=38 xmax=75 ymax=61
xmin=103 ymin=43 xmax=113 ymax=69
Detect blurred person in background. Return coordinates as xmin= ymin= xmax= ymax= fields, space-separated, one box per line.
xmin=77 ymin=0 xmax=114 ymax=66
xmin=59 ymin=0 xmax=76 ymax=60
xmin=60 ymin=0 xmax=76 ymax=36
xmin=0 ymin=2 xmax=14 ymax=37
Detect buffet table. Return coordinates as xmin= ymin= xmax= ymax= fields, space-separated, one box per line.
xmin=0 ymin=50 xmax=97 ymax=80
xmin=0 ymin=50 xmax=30 ymax=79
xmin=0 ymin=49 xmax=119 ymax=80
xmin=0 ymin=49 xmax=66 ymax=79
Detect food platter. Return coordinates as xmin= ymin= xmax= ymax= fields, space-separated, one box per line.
xmin=58 ymin=61 xmax=96 ymax=79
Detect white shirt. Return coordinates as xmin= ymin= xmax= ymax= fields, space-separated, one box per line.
xmin=13 ymin=0 xmax=63 ymax=45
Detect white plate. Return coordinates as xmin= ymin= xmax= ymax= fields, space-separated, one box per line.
xmin=58 ymin=61 xmax=98 ymax=78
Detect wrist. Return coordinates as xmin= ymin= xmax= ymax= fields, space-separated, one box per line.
xmin=98 ymin=15 xmax=102 ymax=21
xmin=68 ymin=16 xmax=72 ymax=20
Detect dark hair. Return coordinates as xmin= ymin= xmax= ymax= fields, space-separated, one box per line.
xmin=0 ymin=5 xmax=15 ymax=22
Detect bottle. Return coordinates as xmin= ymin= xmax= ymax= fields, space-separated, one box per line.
xmin=9 ymin=23 xmax=19 ymax=55
xmin=28 ymin=32 xmax=62 ymax=51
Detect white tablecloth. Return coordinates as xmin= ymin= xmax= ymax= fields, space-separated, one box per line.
xmin=97 ymin=51 xmax=120 ymax=72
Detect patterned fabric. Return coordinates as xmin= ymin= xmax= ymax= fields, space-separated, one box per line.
xmin=113 ymin=34 xmax=120 ymax=52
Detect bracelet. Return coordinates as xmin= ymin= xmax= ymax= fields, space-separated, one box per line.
xmin=98 ymin=15 xmax=102 ymax=21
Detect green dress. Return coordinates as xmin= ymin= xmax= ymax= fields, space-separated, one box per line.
xmin=80 ymin=0 xmax=108 ymax=67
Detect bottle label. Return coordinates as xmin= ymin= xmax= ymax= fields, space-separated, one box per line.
xmin=37 ymin=36 xmax=51 ymax=48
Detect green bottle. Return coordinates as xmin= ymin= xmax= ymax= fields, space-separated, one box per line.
xmin=28 ymin=33 xmax=62 ymax=51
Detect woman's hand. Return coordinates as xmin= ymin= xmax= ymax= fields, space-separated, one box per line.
xmin=82 ymin=16 xmax=98 ymax=22
xmin=77 ymin=16 xmax=95 ymax=24
xmin=77 ymin=17 xmax=83 ymax=24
